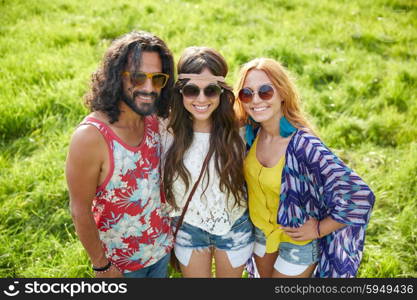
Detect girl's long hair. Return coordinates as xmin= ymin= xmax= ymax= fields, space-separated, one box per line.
xmin=234 ymin=58 xmax=317 ymax=136
xmin=163 ymin=47 xmax=246 ymax=209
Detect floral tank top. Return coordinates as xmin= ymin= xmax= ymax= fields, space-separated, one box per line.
xmin=81 ymin=115 xmax=173 ymax=273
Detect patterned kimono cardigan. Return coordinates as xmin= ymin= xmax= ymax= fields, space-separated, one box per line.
xmin=245 ymin=126 xmax=375 ymax=278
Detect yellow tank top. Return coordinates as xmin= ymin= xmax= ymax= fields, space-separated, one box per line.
xmin=244 ymin=135 xmax=311 ymax=253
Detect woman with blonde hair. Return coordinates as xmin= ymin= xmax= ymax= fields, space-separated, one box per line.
xmin=235 ymin=58 xmax=375 ymax=278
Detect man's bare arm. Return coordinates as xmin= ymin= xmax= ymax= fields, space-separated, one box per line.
xmin=65 ymin=125 xmax=122 ymax=277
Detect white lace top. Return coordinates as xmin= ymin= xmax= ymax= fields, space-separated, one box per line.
xmin=159 ymin=119 xmax=247 ymax=235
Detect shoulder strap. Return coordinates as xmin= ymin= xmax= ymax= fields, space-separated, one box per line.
xmin=173 ymin=147 xmax=214 ymax=238
xmin=80 ymin=117 xmax=113 ymax=139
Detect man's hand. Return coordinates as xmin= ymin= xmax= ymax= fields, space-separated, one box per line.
xmin=95 ymin=265 xmax=124 ymax=278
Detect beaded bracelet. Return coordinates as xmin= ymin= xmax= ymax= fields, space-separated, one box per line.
xmin=92 ymin=260 xmax=112 ymax=273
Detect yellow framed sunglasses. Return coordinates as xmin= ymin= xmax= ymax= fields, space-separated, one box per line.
xmin=123 ymin=71 xmax=169 ymax=88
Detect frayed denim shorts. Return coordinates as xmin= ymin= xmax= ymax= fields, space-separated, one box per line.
xmin=254 ymin=226 xmax=319 ymax=276
xmin=172 ymin=211 xmax=255 ymax=267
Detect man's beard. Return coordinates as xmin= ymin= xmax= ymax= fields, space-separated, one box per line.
xmin=123 ymin=90 xmax=159 ymax=116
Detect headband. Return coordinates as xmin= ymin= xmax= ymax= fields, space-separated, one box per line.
xmin=178 ymin=73 xmax=225 ymax=82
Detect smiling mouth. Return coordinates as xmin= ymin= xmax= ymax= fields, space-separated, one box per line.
xmin=133 ymin=90 xmax=157 ymax=102
xmin=136 ymin=95 xmax=155 ymax=102
xmin=193 ymin=104 xmax=210 ymax=112
xmin=251 ymin=106 xmax=269 ymax=112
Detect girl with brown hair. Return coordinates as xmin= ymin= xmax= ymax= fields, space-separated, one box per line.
xmin=161 ymin=47 xmax=254 ymax=277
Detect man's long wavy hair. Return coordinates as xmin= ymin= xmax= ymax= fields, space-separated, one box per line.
xmin=163 ymin=47 xmax=246 ymax=209
xmin=84 ymin=31 xmax=174 ymax=122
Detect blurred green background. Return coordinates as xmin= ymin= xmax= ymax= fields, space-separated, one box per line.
xmin=0 ymin=0 xmax=416 ymax=277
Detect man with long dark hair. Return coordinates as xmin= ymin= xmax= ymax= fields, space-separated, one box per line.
xmin=65 ymin=31 xmax=175 ymax=278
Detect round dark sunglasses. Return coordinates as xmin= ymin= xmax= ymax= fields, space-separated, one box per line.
xmin=123 ymin=71 xmax=169 ymax=89
xmin=180 ymin=83 xmax=224 ymax=99
xmin=238 ymin=84 xmax=274 ymax=103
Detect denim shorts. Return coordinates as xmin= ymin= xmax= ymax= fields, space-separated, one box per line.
xmin=254 ymin=226 xmax=319 ymax=275
xmin=172 ymin=211 xmax=255 ymax=267
xmin=123 ymin=253 xmax=170 ymax=278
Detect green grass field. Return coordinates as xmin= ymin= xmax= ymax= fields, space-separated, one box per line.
xmin=0 ymin=0 xmax=416 ymax=277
